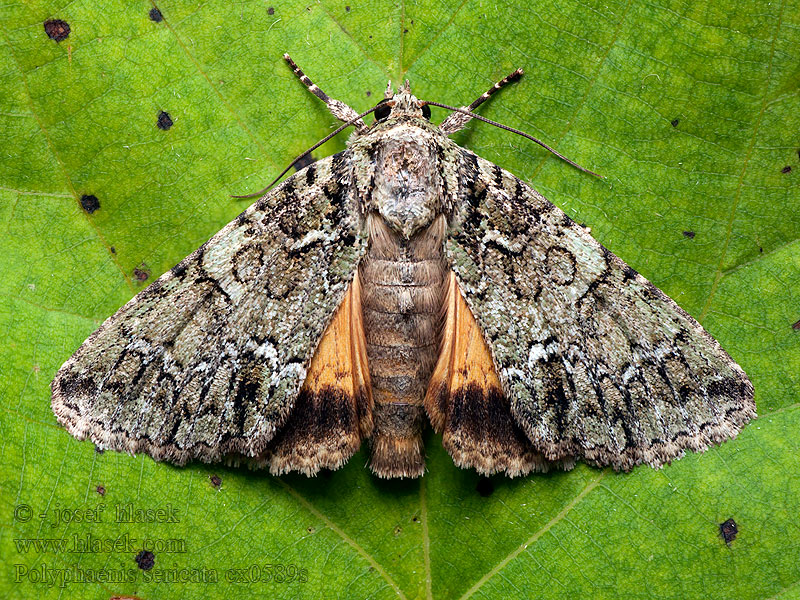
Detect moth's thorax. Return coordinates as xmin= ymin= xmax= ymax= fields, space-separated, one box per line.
xmin=350 ymin=118 xmax=458 ymax=239
xmin=372 ymin=131 xmax=440 ymax=238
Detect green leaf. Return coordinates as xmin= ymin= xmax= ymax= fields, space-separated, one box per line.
xmin=1 ymin=0 xmax=798 ymax=598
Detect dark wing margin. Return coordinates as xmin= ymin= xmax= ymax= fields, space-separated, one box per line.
xmin=446 ymin=149 xmax=755 ymax=471
xmin=51 ymin=151 xmax=367 ymax=465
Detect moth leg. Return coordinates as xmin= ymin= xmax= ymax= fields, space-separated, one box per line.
xmin=284 ymin=53 xmax=367 ymax=132
xmin=439 ymin=68 xmax=523 ymax=135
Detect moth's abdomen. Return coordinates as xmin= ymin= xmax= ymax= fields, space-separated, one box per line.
xmin=360 ymin=214 xmax=448 ymax=478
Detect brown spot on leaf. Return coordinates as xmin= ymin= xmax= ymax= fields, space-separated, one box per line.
xmin=683 ymin=230 xmax=695 ymax=239
xmin=209 ymin=474 xmax=221 ymax=488
xmin=149 ymin=7 xmax=163 ymax=22
xmin=157 ymin=111 xmax=173 ymax=130
xmin=80 ymin=194 xmax=100 ymax=214
xmin=366 ymin=90 xmax=372 ymax=97
xmin=719 ymin=518 xmax=738 ymax=544
xmin=476 ymin=477 xmax=494 ymax=497
xmin=133 ymin=264 xmax=150 ymax=282
xmin=110 ymin=246 xmax=116 ymax=254
xmin=267 ymin=7 xmax=274 ymax=15
xmin=44 ymin=19 xmax=71 ymax=42
xmin=781 ymin=165 xmax=792 ymax=174
xmin=345 ymin=5 xmax=351 ymax=11
xmin=411 ymin=515 xmax=419 ymax=523
xmin=792 ymin=319 xmax=800 ymax=330
xmin=393 ymin=525 xmax=402 ymax=536
xmin=671 ymin=118 xmax=679 ymax=127
xmin=96 ymin=485 xmax=106 ymax=496
xmin=306 ymin=526 xmax=315 ymax=533
xmin=134 ymin=550 xmax=155 ymax=570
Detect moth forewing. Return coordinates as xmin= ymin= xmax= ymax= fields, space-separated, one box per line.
xmin=445 ymin=151 xmax=755 ymax=471
xmin=51 ymin=153 xmax=368 ymax=466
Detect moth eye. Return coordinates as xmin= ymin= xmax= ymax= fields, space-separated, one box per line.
xmin=421 ymin=104 xmax=431 ymax=120
xmin=374 ymin=100 xmax=392 ymax=122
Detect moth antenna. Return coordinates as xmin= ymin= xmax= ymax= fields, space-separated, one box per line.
xmin=231 ymin=105 xmax=381 ymax=199
xmin=439 ymin=68 xmax=524 ymax=135
xmin=466 ymin=68 xmax=524 ymax=113
xmin=424 ymin=101 xmax=603 ymax=178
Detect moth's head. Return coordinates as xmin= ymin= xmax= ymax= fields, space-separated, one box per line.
xmin=371 ymin=80 xmax=431 ymax=124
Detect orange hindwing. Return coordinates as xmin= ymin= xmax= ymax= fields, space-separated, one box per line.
xmin=425 ymin=272 xmax=554 ymax=476
xmin=264 ymin=275 xmax=372 ymax=475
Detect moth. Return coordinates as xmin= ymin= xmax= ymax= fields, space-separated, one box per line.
xmin=52 ymin=55 xmax=755 ymax=479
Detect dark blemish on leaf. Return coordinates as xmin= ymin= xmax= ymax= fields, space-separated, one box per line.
xmin=210 ymin=474 xmax=221 ymax=488
xmin=44 ymin=19 xmax=71 ymax=42
xmin=293 ymin=152 xmax=315 ymax=172
xmin=149 ymin=7 xmax=163 ymax=22
xmin=682 ymin=230 xmax=695 ymax=239
xmin=403 ymin=28 xmax=408 ymax=33
xmin=134 ymin=550 xmax=155 ymax=570
xmin=133 ymin=264 xmax=151 ymax=282
xmin=110 ymin=246 xmax=116 ymax=254
xmin=719 ymin=518 xmax=738 ymax=544
xmin=476 ymin=477 xmax=494 ymax=497
xmin=157 ymin=111 xmax=173 ymax=130
xmin=393 ymin=525 xmax=402 ymax=536
xmin=781 ymin=165 xmax=792 ymax=174
xmin=345 ymin=5 xmax=350 ymax=11
xmin=366 ymin=90 xmax=371 ymax=97
xmin=792 ymin=319 xmax=800 ymax=331
xmin=306 ymin=526 xmax=315 ymax=534
xmin=96 ymin=485 xmax=106 ymax=496
xmin=80 ymin=194 xmax=100 ymax=214
xmin=267 ymin=7 xmax=274 ymax=15
xmin=411 ymin=515 xmax=419 ymax=523
xmin=670 ymin=118 xmax=679 ymax=127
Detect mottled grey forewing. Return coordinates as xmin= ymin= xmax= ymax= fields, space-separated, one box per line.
xmin=52 ymin=152 xmax=366 ymax=464
xmin=447 ymin=150 xmax=755 ymax=470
